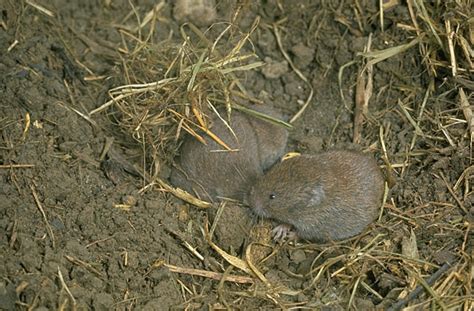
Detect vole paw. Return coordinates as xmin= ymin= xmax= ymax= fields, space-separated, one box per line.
xmin=272 ymin=224 xmax=297 ymax=242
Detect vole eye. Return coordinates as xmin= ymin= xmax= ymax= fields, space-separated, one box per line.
xmin=269 ymin=193 xmax=276 ymax=200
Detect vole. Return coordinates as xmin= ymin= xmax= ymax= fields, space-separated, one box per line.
xmin=170 ymin=107 xmax=288 ymax=202
xmin=247 ymin=150 xmax=384 ymax=242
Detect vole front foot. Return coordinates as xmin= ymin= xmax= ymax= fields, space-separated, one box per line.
xmin=272 ymin=224 xmax=297 ymax=242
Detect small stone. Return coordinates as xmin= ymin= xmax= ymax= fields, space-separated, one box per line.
xmin=290 ymin=249 xmax=306 ymax=264
xmin=50 ymin=217 xmax=65 ymax=230
xmin=122 ymin=194 xmax=137 ymax=206
xmin=354 ymin=298 xmax=375 ymax=310
xmin=92 ymin=292 xmax=114 ymax=311
xmin=177 ymin=204 xmax=190 ymax=222
xmin=291 ymin=43 xmax=314 ymax=68
xmin=261 ymin=58 xmax=288 ymax=79
xmin=173 ymin=0 xmax=216 ymax=27
xmin=297 ymin=292 xmax=308 ymax=302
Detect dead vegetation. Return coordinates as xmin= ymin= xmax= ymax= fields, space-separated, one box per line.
xmin=89 ymin=5 xmax=271 ymax=179
xmin=85 ymin=0 xmax=474 ymax=310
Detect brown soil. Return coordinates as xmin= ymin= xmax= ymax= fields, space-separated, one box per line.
xmin=1 ymin=0 xmax=472 ymax=310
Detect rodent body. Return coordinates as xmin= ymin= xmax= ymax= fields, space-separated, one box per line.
xmin=171 ymin=107 xmax=288 ymax=202
xmin=248 ymin=150 xmax=384 ymax=242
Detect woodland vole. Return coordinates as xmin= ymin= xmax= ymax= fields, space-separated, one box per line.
xmin=171 ymin=107 xmax=288 ymax=202
xmin=248 ymin=150 xmax=384 ymax=242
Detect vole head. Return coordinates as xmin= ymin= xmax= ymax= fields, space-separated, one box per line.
xmin=247 ymin=156 xmax=325 ymax=222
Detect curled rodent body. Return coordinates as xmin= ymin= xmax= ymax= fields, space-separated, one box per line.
xmin=171 ymin=107 xmax=288 ymax=202
xmin=248 ymin=150 xmax=384 ymax=242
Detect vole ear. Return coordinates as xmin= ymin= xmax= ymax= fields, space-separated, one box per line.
xmin=308 ymin=185 xmax=325 ymax=206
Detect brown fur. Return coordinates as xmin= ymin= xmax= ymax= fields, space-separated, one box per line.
xmin=248 ymin=150 xmax=384 ymax=241
xmin=171 ymin=108 xmax=288 ymax=202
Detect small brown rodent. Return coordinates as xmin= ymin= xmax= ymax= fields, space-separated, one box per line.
xmin=171 ymin=107 xmax=288 ymax=202
xmin=248 ymin=150 xmax=384 ymax=242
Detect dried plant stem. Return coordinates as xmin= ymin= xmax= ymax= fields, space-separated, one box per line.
xmin=30 ymin=184 xmax=56 ymax=248
xmin=271 ymin=23 xmax=314 ymax=124
xmin=439 ymin=172 xmax=468 ymax=214
xmin=64 ymin=255 xmax=104 ymax=277
xmin=57 ymin=267 xmax=76 ymax=306
xmin=0 ymin=164 xmax=35 ymax=169
xmin=387 ymin=262 xmax=451 ymax=311
xmin=153 ymin=261 xmax=254 ymax=284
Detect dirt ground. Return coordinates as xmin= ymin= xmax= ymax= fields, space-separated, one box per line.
xmin=1 ymin=0 xmax=472 ymax=310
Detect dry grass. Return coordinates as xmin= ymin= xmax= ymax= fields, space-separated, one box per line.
xmin=304 ymin=1 xmax=472 ymax=309
xmin=93 ymin=1 xmax=472 ymax=309
xmin=88 ymin=6 xmax=291 ymax=185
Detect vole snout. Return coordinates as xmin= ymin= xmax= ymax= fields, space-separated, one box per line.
xmin=247 ymin=187 xmax=269 ymax=218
